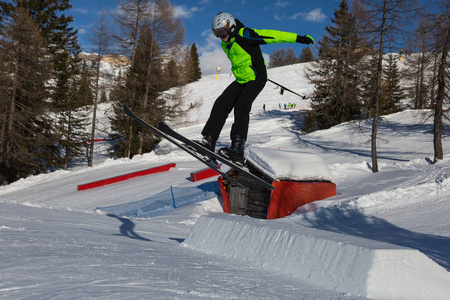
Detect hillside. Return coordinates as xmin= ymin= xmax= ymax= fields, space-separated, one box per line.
xmin=1 ymin=62 xmax=449 ymax=299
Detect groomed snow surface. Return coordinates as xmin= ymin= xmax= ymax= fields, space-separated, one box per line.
xmin=1 ymin=62 xmax=450 ymax=299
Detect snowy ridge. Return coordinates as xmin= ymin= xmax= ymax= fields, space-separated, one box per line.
xmin=184 ymin=214 xmax=450 ymax=300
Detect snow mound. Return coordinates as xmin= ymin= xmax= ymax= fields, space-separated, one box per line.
xmin=183 ymin=214 xmax=450 ymax=300
xmin=246 ymin=146 xmax=333 ymax=181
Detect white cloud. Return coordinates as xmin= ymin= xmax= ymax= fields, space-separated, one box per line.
xmin=198 ymin=31 xmax=231 ymax=76
xmin=173 ymin=5 xmax=205 ymax=19
xmin=274 ymin=7 xmax=326 ymax=23
xmin=74 ymin=8 xmax=88 ymax=14
xmin=274 ymin=0 xmax=290 ymax=9
xmin=304 ymin=7 xmax=326 ymax=22
xmin=200 ymin=49 xmax=231 ymax=76
xmin=274 ymin=13 xmax=285 ymax=21
xmin=173 ymin=5 xmax=192 ymax=19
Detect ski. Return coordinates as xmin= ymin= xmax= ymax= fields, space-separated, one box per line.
xmin=157 ymin=122 xmax=275 ymax=190
xmin=123 ymin=106 xmax=246 ymax=189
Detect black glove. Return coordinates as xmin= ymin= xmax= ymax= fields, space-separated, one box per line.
xmin=296 ymin=35 xmax=314 ymax=44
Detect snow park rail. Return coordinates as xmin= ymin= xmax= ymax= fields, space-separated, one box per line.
xmin=190 ymin=166 xmax=220 ymax=182
xmin=77 ymin=163 xmax=176 ymax=191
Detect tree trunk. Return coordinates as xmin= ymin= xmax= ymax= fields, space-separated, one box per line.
xmin=116 ymin=0 xmax=146 ymax=158
xmin=371 ymin=0 xmax=388 ymax=173
xmin=6 ymin=44 xmax=20 ymax=159
xmin=138 ymin=13 xmax=157 ymax=155
xmin=88 ymin=57 xmax=101 ymax=167
xmin=433 ymin=24 xmax=450 ymax=162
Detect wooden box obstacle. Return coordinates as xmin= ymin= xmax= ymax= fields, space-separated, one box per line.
xmin=218 ymin=147 xmax=336 ymax=219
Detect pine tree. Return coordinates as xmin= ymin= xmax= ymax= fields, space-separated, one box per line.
xmin=360 ymin=55 xmax=379 ymax=118
xmin=54 ymin=56 xmax=93 ymax=170
xmin=285 ymin=47 xmax=299 ymax=65
xmin=110 ymin=0 xmax=185 ymax=157
xmin=299 ymin=47 xmax=314 ymax=63
xmin=0 ymin=8 xmax=55 ymax=182
xmin=58 ymin=82 xmax=90 ymax=170
xmin=164 ymin=59 xmax=180 ymax=89
xmin=188 ymin=43 xmax=201 ymax=82
xmin=111 ymin=0 xmax=153 ymax=158
xmin=269 ymin=47 xmax=299 ymax=68
xmin=77 ymin=60 xmax=94 ymax=107
xmin=1 ymin=0 xmax=87 ymax=172
xmin=269 ymin=49 xmax=282 ymax=68
xmin=1 ymin=0 xmax=81 ymax=108
xmin=304 ymin=0 xmax=364 ymax=132
xmin=110 ymin=25 xmax=164 ymax=158
xmin=380 ymin=54 xmax=404 ymax=114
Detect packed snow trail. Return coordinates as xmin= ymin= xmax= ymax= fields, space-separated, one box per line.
xmin=0 ymin=200 xmax=361 ymax=299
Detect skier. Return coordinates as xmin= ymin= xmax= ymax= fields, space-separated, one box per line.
xmin=197 ymin=12 xmax=314 ymax=164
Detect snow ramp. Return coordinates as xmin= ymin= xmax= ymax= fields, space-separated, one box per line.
xmin=183 ymin=214 xmax=450 ymax=299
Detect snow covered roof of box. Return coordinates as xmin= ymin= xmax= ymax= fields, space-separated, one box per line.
xmin=245 ymin=146 xmax=333 ymax=181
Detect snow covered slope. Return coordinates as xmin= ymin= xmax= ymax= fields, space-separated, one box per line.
xmin=1 ymin=62 xmax=449 ymax=299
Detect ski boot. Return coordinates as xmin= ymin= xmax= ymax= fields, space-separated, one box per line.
xmin=218 ymin=135 xmax=246 ymax=165
xmin=193 ymin=134 xmax=216 ymax=152
xmin=192 ymin=134 xmax=217 ymax=163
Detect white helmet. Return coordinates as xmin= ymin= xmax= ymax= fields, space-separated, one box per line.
xmin=212 ymin=12 xmax=236 ymax=38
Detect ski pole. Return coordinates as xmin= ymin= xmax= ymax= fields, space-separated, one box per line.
xmin=267 ymin=79 xmax=306 ymax=99
xmin=311 ymin=44 xmax=322 ymax=53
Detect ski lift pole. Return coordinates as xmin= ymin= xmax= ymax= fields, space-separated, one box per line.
xmin=267 ymin=79 xmax=306 ymax=99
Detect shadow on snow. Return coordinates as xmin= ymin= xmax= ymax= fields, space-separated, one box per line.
xmin=107 ymin=214 xmax=152 ymax=242
xmin=296 ymin=205 xmax=450 ymax=272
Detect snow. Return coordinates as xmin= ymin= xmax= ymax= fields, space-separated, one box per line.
xmin=246 ymin=146 xmax=333 ymax=181
xmin=184 ymin=215 xmax=450 ymax=299
xmin=1 ymin=61 xmax=450 ymax=299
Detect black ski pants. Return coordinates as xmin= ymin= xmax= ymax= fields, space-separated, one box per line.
xmin=202 ymin=75 xmax=266 ymax=142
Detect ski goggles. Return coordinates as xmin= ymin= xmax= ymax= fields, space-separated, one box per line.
xmin=212 ymin=26 xmax=230 ymax=38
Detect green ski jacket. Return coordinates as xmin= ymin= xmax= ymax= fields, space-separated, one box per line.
xmin=221 ymin=27 xmax=297 ymax=84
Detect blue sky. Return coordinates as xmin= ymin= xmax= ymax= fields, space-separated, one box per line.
xmin=68 ymin=0 xmax=341 ymax=75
